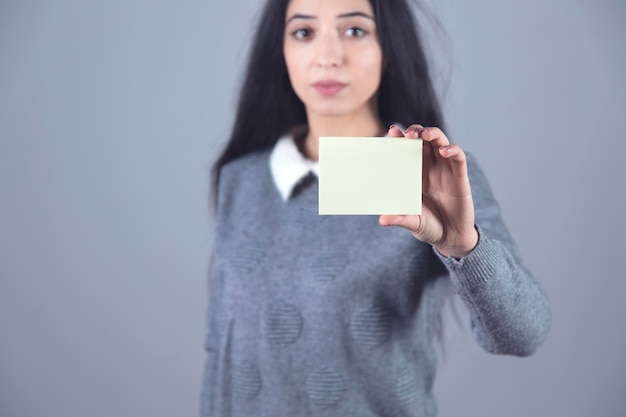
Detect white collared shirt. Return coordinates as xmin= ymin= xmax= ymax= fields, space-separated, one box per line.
xmin=269 ymin=136 xmax=319 ymax=201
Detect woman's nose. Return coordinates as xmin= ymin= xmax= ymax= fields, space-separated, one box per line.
xmin=315 ymin=31 xmax=343 ymax=68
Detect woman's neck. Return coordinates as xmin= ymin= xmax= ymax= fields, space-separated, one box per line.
xmin=302 ymin=109 xmax=385 ymax=161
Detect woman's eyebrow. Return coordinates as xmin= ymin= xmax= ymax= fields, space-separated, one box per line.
xmin=285 ymin=14 xmax=315 ymax=25
xmin=337 ymin=12 xmax=375 ymax=21
xmin=285 ymin=11 xmax=375 ymax=25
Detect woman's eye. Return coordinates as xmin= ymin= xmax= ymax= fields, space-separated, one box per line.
xmin=292 ymin=28 xmax=313 ymax=39
xmin=344 ymin=27 xmax=367 ymax=37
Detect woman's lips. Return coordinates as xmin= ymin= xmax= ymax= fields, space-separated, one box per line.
xmin=312 ymin=80 xmax=347 ymax=96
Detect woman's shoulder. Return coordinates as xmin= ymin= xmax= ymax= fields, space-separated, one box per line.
xmin=219 ymin=149 xmax=272 ymax=182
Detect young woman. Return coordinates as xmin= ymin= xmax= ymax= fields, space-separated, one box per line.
xmin=202 ymin=0 xmax=550 ymax=415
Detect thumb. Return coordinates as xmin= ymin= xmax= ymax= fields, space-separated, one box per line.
xmin=379 ymin=215 xmax=425 ymax=237
xmin=379 ymin=215 xmax=407 ymax=227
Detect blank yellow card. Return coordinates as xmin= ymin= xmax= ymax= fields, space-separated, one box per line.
xmin=318 ymin=137 xmax=422 ymax=215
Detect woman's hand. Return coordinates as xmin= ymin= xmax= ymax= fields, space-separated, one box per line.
xmin=379 ymin=125 xmax=478 ymax=259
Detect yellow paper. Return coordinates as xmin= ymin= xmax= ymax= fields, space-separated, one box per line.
xmin=318 ymin=137 xmax=422 ymax=215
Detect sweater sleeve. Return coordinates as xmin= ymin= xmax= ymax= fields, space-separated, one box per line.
xmin=435 ymin=154 xmax=551 ymax=357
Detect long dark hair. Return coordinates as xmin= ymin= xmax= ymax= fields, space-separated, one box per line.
xmin=212 ymin=0 xmax=445 ymax=201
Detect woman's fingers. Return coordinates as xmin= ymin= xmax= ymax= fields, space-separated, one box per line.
xmin=403 ymin=124 xmax=424 ymax=139
xmin=389 ymin=124 xmax=467 ymax=177
xmin=438 ymin=144 xmax=468 ymax=178
xmin=419 ymin=127 xmax=450 ymax=149
xmin=422 ymin=137 xmax=437 ymax=170
xmin=418 ymin=127 xmax=450 ymax=166
xmin=388 ymin=125 xmax=405 ymax=137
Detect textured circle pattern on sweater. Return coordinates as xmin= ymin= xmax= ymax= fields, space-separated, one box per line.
xmin=397 ymin=365 xmax=418 ymax=406
xmin=264 ymin=301 xmax=303 ymax=345
xmin=232 ymin=362 xmax=262 ymax=399
xmin=306 ymin=367 xmax=346 ymax=406
xmin=229 ymin=239 xmax=271 ymax=273
xmin=310 ymin=252 xmax=349 ymax=282
xmin=350 ymin=305 xmax=392 ymax=346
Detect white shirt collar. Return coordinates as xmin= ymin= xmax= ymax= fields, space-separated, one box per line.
xmin=269 ymin=135 xmax=319 ymax=201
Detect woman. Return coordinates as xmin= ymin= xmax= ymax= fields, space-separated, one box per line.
xmin=202 ymin=0 xmax=550 ymax=415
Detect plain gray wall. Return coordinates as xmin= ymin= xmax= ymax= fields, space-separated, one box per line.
xmin=1 ymin=1 xmax=624 ymax=416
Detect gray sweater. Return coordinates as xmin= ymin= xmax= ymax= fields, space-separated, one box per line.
xmin=201 ymin=150 xmax=550 ymax=417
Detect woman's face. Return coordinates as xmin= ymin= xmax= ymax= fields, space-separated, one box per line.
xmin=283 ymin=0 xmax=383 ymax=119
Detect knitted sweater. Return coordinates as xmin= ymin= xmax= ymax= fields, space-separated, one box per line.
xmin=200 ymin=149 xmax=550 ymax=417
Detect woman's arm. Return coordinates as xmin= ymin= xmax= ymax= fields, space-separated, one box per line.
xmin=437 ymin=154 xmax=550 ymax=356
xmin=380 ymin=125 xmax=550 ymax=356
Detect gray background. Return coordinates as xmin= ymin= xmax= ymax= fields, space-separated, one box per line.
xmin=1 ymin=0 xmax=624 ymax=416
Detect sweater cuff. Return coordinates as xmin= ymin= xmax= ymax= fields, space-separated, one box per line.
xmin=434 ymin=225 xmax=512 ymax=292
